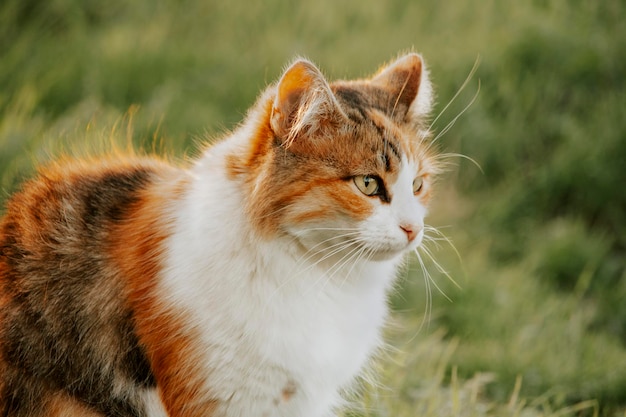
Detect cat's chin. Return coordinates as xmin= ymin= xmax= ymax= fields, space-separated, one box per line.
xmin=366 ymin=250 xmax=406 ymax=262
xmin=367 ymin=244 xmax=417 ymax=262
xmin=368 ymin=237 xmax=423 ymax=262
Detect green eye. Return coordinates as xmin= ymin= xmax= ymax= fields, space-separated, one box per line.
xmin=354 ymin=175 xmax=380 ymax=196
xmin=413 ymin=176 xmax=424 ymax=194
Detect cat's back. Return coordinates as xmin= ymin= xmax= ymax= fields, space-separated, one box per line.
xmin=0 ymin=156 xmax=180 ymax=417
xmin=2 ymin=156 xmax=166 ymax=252
xmin=0 ymin=156 xmax=178 ymax=282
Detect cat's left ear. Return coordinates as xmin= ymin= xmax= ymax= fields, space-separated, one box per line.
xmin=371 ymin=53 xmax=433 ymax=124
xmin=270 ymin=59 xmax=345 ymax=144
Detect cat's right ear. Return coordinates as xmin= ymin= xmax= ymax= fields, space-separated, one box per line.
xmin=371 ymin=53 xmax=433 ymax=124
xmin=270 ymin=59 xmax=344 ymax=144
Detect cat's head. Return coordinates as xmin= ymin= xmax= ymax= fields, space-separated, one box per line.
xmin=229 ymin=53 xmax=440 ymax=263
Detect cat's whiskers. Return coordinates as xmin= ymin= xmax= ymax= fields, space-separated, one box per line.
xmin=298 ymin=226 xmax=363 ymax=232
xmin=294 ymin=231 xmax=363 ymax=269
xmin=302 ymin=241 xmax=364 ymax=296
xmin=305 ymin=236 xmax=371 ymax=280
xmin=426 ymin=55 xmax=480 ymax=138
xmin=423 ymin=225 xmax=464 ymax=271
xmin=317 ymin=241 xmax=373 ymax=295
xmin=427 ymin=80 xmax=480 ymax=153
xmin=409 ymin=249 xmax=433 ymax=340
xmin=336 ymin=244 xmax=379 ymax=291
xmin=417 ymin=244 xmax=458 ymax=296
xmin=265 ymin=234 xmax=366 ymax=303
xmin=298 ymin=240 xmax=362 ymax=280
xmin=434 ymin=152 xmax=483 ymax=172
xmin=403 ymin=222 xmax=463 ymax=341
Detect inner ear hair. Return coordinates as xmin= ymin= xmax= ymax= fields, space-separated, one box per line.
xmin=270 ymin=59 xmax=346 ymax=145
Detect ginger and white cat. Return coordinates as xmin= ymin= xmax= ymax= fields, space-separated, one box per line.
xmin=0 ymin=53 xmax=440 ymax=416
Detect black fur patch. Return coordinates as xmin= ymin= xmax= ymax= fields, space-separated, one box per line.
xmin=0 ymin=166 xmax=158 ymax=417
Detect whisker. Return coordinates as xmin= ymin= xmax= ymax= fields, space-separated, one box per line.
xmin=336 ymin=244 xmax=371 ymax=291
xmin=306 ymin=238 xmax=367 ymax=273
xmin=297 ymin=226 xmax=362 ymax=232
xmin=429 ymin=78 xmax=481 ymax=147
xmin=266 ymin=236 xmax=365 ymax=303
xmin=296 ymin=235 xmax=365 ymax=271
xmin=308 ymin=240 xmax=362 ymax=269
xmin=424 ymin=225 xmax=464 ymax=267
xmin=427 ymin=55 xmax=481 ymax=132
xmin=435 ymin=152 xmax=483 ymax=173
xmin=292 ymin=229 xmax=362 ymax=257
xmin=314 ymin=243 xmax=366 ymax=295
xmin=417 ymin=248 xmax=452 ymax=305
xmin=418 ymin=244 xmax=460 ymax=294
xmin=422 ymin=238 xmax=443 ymax=252
xmin=405 ymin=250 xmax=432 ymax=342
xmin=325 ymin=242 xmax=367 ymax=279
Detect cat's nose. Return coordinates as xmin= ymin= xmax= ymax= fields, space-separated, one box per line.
xmin=399 ymin=223 xmax=420 ymax=242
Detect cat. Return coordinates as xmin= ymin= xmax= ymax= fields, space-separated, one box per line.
xmin=0 ymin=52 xmax=440 ymax=417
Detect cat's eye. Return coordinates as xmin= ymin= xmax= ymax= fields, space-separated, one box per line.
xmin=413 ymin=177 xmax=424 ymax=194
xmin=354 ymin=175 xmax=380 ymax=196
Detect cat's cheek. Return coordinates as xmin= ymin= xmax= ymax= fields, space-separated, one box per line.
xmin=355 ymin=211 xmax=409 ymax=260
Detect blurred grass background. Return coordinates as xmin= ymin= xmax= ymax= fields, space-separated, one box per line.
xmin=1 ymin=0 xmax=625 ymax=415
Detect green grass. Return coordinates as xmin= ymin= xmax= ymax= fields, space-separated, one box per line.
xmin=1 ymin=0 xmax=625 ymax=416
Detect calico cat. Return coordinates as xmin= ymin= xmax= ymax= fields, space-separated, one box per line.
xmin=0 ymin=53 xmax=440 ymax=417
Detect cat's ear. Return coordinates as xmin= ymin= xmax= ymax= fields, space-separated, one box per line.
xmin=371 ymin=53 xmax=433 ymax=123
xmin=270 ymin=59 xmax=345 ymax=143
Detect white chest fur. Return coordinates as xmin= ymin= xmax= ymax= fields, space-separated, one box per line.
xmin=158 ymin=156 xmax=401 ymax=417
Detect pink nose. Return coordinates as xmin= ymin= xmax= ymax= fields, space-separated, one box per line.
xmin=400 ymin=224 xmax=419 ymax=242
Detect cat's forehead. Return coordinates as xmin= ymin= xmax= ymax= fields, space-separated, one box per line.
xmin=332 ymin=82 xmax=399 ymax=121
xmin=328 ymin=83 xmax=425 ymax=174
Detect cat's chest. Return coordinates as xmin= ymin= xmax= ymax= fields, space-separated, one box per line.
xmin=211 ymin=253 xmax=389 ymax=374
xmin=162 ymin=235 xmax=394 ymax=416
xmin=218 ymin=265 xmax=389 ymax=416
xmin=250 ymin=272 xmax=387 ymax=377
xmin=244 ymin=280 xmax=387 ymax=415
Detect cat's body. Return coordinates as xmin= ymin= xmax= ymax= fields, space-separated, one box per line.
xmin=0 ymin=54 xmax=439 ymax=416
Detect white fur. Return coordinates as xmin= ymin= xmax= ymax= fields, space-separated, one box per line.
xmin=142 ymin=389 xmax=168 ymax=417
xmin=409 ymin=60 xmax=433 ymax=120
xmin=150 ymin=125 xmax=427 ymax=417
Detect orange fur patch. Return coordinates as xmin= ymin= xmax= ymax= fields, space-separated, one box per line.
xmin=226 ymin=94 xmax=275 ymax=180
xmin=108 ymin=170 xmax=220 ymax=417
